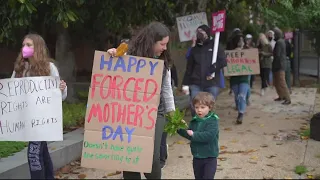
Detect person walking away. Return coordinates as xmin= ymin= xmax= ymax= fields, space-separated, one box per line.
xmin=267 ymin=30 xmax=276 ymax=87
xmin=12 ymin=33 xmax=68 ymax=179
xmin=244 ymin=34 xmax=255 ymax=105
xmin=227 ymin=28 xmax=242 ymax=95
xmin=182 ymin=24 xmax=227 ymax=117
xmin=285 ymin=39 xmax=293 ymax=94
xmin=229 ymin=31 xmax=250 ymax=124
xmin=257 ymin=33 xmax=273 ymax=96
xmin=272 ymin=27 xmax=291 ymax=105
xmin=177 ymin=92 xmax=219 ymax=179
xmin=107 ymin=22 xmax=175 ymax=179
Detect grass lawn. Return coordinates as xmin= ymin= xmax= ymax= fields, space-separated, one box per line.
xmin=0 ymin=141 xmax=27 ymax=158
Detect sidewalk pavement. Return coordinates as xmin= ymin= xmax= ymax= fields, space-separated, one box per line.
xmin=55 ymin=86 xmax=320 ymax=179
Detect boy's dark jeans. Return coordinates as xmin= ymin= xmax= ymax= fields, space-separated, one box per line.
xmin=123 ymin=114 xmax=166 ymax=179
xmin=193 ymin=157 xmax=217 ymax=179
xmin=28 ymin=141 xmax=54 ymax=179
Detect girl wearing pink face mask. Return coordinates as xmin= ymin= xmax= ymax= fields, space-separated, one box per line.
xmin=11 ymin=33 xmax=67 ymax=179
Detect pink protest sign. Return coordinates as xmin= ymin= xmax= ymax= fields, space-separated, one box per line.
xmin=211 ymin=10 xmax=226 ymax=33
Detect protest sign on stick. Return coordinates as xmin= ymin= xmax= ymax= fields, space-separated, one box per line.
xmin=210 ymin=10 xmax=226 ymax=78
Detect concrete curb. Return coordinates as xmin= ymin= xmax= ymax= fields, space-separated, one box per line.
xmin=0 ymin=128 xmax=84 ymax=179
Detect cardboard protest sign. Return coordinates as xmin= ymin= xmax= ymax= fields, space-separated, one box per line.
xmin=176 ymin=12 xmax=208 ymax=42
xmin=81 ymin=51 xmax=164 ymax=173
xmin=0 ymin=76 xmax=63 ymax=141
xmin=224 ymin=48 xmax=260 ymax=76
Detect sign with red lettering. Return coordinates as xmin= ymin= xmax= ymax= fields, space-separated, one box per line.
xmin=81 ymin=51 xmax=164 ymax=173
xmin=211 ymin=10 xmax=226 ymax=33
xmin=224 ymin=48 xmax=260 ymax=76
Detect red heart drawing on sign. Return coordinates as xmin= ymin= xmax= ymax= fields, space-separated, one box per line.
xmin=184 ymin=31 xmax=191 ymax=38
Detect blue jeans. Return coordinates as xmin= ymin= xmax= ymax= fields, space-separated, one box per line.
xmin=231 ymin=83 xmax=250 ymax=114
xmin=189 ymin=85 xmax=220 ymax=116
xmin=269 ymin=71 xmax=273 ymax=85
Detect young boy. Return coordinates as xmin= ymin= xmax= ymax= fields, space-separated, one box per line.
xmin=177 ymin=92 xmax=219 ymax=179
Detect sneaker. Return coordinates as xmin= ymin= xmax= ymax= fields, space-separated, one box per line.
xmin=166 ymin=144 xmax=169 ymax=159
xmin=282 ymin=100 xmax=291 ymax=105
xmin=236 ymin=113 xmax=243 ymax=124
xmin=261 ymin=89 xmax=265 ymax=96
xmin=274 ymin=97 xmax=284 ymax=101
xmin=246 ymin=100 xmax=251 ymax=106
xmin=161 ymin=163 xmax=166 ymax=169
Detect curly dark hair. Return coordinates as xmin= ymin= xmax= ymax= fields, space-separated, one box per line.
xmin=127 ymin=22 xmax=172 ymax=69
xmin=226 ymin=30 xmax=243 ymax=50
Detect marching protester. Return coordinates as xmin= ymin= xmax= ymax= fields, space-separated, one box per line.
xmin=11 ymin=33 xmax=67 ymax=179
xmin=228 ymin=30 xmax=250 ymax=124
xmin=257 ymin=33 xmax=273 ymax=96
xmin=272 ymin=27 xmax=291 ymax=105
xmin=177 ymin=92 xmax=220 ymax=179
xmin=182 ymin=24 xmax=227 ymax=117
xmin=228 ymin=28 xmax=242 ymax=95
xmin=267 ymin=30 xmax=276 ymax=86
xmin=107 ymin=21 xmax=176 ymax=179
xmin=285 ymin=38 xmax=293 ymax=94
xmin=244 ymin=34 xmax=255 ymax=105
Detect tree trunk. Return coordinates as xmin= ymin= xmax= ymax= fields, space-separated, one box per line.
xmin=197 ymin=0 xmax=208 ymax=12
xmin=55 ymin=24 xmax=77 ymax=103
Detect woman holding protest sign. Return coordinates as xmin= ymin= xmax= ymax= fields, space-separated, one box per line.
xmin=11 ymin=33 xmax=68 ymax=179
xmin=228 ymin=31 xmax=250 ymax=125
xmin=107 ymin=21 xmax=175 ymax=179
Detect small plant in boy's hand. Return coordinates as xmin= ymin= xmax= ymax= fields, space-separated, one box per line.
xmin=164 ymin=108 xmax=187 ymax=136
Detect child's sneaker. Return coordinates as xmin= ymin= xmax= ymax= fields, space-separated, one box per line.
xmin=261 ymin=88 xmax=265 ymax=96
xmin=166 ymin=144 xmax=169 ymax=159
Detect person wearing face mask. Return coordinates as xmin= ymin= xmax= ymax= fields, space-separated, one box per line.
xmin=182 ymin=24 xmax=227 ymax=117
xmin=272 ymin=27 xmax=291 ymax=105
xmin=228 ymin=31 xmax=250 ymax=124
xmin=11 ymin=33 xmax=67 ymax=179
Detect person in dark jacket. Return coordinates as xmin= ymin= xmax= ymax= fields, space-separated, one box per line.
xmin=272 ymin=27 xmax=291 ymax=105
xmin=182 ymin=24 xmax=227 ymax=117
xmin=285 ymin=39 xmax=293 ymax=94
xmin=177 ymin=92 xmax=219 ymax=179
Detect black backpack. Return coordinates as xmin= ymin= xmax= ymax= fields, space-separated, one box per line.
xmin=310 ymin=112 xmax=320 ymax=141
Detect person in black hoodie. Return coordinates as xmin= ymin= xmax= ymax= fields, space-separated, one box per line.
xmin=182 ymin=24 xmax=227 ymax=116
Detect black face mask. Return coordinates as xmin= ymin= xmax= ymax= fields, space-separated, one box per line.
xmin=268 ymin=37 xmax=273 ymax=41
xmin=196 ymin=32 xmax=206 ymax=44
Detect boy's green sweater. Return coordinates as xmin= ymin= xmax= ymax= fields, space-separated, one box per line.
xmin=177 ymin=112 xmax=219 ymax=158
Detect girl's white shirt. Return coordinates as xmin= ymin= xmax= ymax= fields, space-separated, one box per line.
xmin=11 ymin=62 xmax=68 ymax=101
